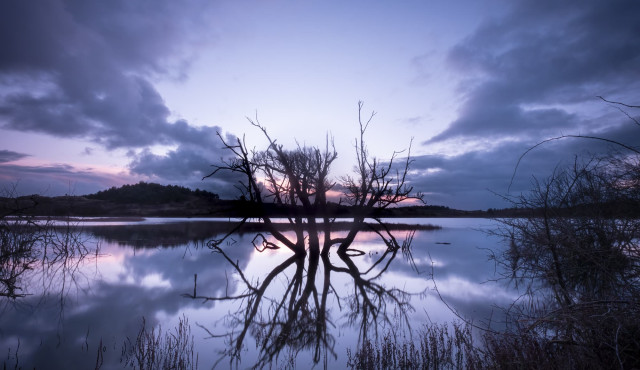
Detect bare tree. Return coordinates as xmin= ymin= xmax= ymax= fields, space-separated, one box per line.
xmin=494 ymin=156 xmax=640 ymax=367
xmin=194 ymin=103 xmax=425 ymax=367
xmin=500 ymin=97 xmax=640 ymax=307
xmin=479 ymin=97 xmax=640 ymax=368
xmin=204 ymin=102 xmax=423 ymax=256
xmin=498 ymin=157 xmax=640 ymax=303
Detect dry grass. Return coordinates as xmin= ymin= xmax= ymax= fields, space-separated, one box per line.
xmin=346 ymin=322 xmax=484 ymax=370
xmin=120 ymin=315 xmax=197 ymax=370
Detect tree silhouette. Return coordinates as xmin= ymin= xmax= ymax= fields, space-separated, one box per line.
xmin=492 ymin=98 xmax=640 ymax=368
xmin=204 ymin=102 xmax=423 ymax=256
xmin=194 ymin=104 xmax=425 ymax=367
xmin=87 ymin=181 xmax=219 ymax=204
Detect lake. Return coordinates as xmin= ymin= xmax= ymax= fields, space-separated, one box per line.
xmin=0 ymin=217 xmax=514 ymax=369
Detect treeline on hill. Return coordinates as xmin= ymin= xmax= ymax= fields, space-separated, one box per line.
xmin=0 ymin=182 xmax=223 ymax=217
xmin=87 ymin=182 xmax=524 ymax=217
xmin=86 ymin=182 xmax=219 ymax=205
xmin=3 ymin=182 xmax=541 ymax=218
xmin=1 ymin=180 xmax=536 ymax=218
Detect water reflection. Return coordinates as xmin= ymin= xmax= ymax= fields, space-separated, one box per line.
xmin=0 ymin=216 xmax=99 ymax=306
xmin=186 ymin=232 xmax=422 ymax=368
xmin=0 ymin=220 xmax=256 ymax=369
xmin=0 ymin=218 xmax=510 ymax=369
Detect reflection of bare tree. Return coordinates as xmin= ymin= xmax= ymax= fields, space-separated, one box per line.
xmin=0 ymin=215 xmax=39 ymax=298
xmin=185 ymin=227 xmax=419 ymax=369
xmin=186 ymin=247 xmax=329 ymax=368
xmin=332 ymin=248 xmax=415 ymax=342
xmin=1 ymin=189 xmax=98 ymax=309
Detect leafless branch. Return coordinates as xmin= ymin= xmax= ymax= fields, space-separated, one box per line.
xmin=597 ymin=95 xmax=640 ymax=109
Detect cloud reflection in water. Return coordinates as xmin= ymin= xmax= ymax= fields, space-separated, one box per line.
xmin=0 ymin=218 xmax=511 ymax=368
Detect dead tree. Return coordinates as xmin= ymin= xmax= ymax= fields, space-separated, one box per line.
xmin=493 ymin=96 xmax=640 ymax=367
xmin=204 ymin=102 xmax=423 ymax=257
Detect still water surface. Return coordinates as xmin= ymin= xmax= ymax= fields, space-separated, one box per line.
xmin=0 ymin=218 xmax=513 ymax=369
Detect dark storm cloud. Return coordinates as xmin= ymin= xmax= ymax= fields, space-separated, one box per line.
xmin=127 ymin=129 xmax=244 ymax=197
xmin=429 ymin=0 xmax=640 ymax=143
xmin=130 ymin=146 xmax=214 ymax=180
xmin=0 ymin=0 xmax=217 ymax=148
xmin=0 ymin=0 xmax=243 ymax=190
xmin=414 ymin=1 xmax=640 ymax=209
xmin=0 ymin=149 xmax=28 ymax=163
xmin=411 ymin=130 xmax=640 ymax=210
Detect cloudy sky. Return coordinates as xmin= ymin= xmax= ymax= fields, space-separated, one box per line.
xmin=1 ymin=0 xmax=639 ymax=209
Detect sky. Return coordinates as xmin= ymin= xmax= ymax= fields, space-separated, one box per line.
xmin=1 ymin=0 xmax=639 ymax=210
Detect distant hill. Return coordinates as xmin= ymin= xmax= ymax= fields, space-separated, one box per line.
xmin=2 ymin=182 xmax=526 ymax=218
xmin=0 ymin=182 xmax=224 ymax=218
xmin=86 ymin=182 xmax=219 ymax=204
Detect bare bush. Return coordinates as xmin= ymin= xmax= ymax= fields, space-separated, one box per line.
xmin=493 ymin=155 xmax=640 ymax=368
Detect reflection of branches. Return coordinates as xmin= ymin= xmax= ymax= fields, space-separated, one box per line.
xmin=0 ymin=217 xmax=39 ymax=298
xmin=366 ymin=218 xmax=419 ymax=274
xmin=186 ymin=231 xmax=419 ymax=369
xmin=188 ymin=245 xmax=323 ymax=368
xmin=207 ymin=218 xmax=248 ymax=248
xmin=331 ymin=250 xmax=416 ymax=345
xmin=251 ymin=233 xmax=280 ymax=252
xmin=426 ymin=252 xmax=502 ymax=336
xmin=1 ymin=190 xmax=98 ymax=305
xmin=254 ymin=252 xmax=332 ymax=365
